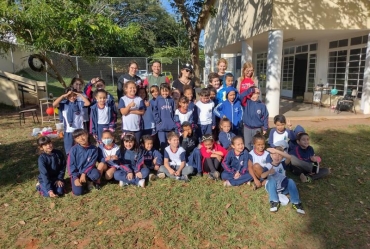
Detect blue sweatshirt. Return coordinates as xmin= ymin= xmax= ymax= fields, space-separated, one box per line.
xmin=38 ymin=149 xmax=66 ymax=192
xmin=290 ymin=145 xmax=315 ymax=163
xmin=240 ymin=88 xmax=269 ymax=131
xmin=153 ymin=96 xmax=177 ymax=131
xmin=222 ymin=149 xmax=250 ymax=175
xmin=142 ymin=99 xmax=156 ymax=130
xmin=216 ymin=86 xmax=226 ymax=104
xmin=218 ymin=131 xmax=236 ymax=149
xmin=214 ymin=87 xmax=243 ymax=130
xmin=136 ymin=148 xmax=163 ymax=171
xmin=288 ymin=125 xmax=305 ymax=152
xmin=68 ymin=144 xmax=98 ymax=178
xmin=90 ymin=103 xmax=117 ymax=135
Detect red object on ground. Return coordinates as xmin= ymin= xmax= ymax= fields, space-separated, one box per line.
xmin=46 ymin=107 xmax=54 ymax=115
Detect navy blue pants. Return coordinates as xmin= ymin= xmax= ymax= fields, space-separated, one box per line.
xmin=37 ymin=180 xmax=64 ymax=197
xmin=113 ymin=167 xmax=150 ymax=185
xmin=198 ymin=124 xmax=212 ymax=137
xmin=63 ymin=132 xmax=74 ymax=155
xmin=158 ymin=131 xmax=170 ymax=152
xmin=71 ymin=168 xmax=100 ymax=196
xmin=221 ymin=171 xmax=253 ymax=186
xmin=96 ymin=123 xmax=110 ymax=143
xmin=187 ymin=148 xmax=202 ymax=174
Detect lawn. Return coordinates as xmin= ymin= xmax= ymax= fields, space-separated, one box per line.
xmin=0 ymin=81 xmax=369 ymax=248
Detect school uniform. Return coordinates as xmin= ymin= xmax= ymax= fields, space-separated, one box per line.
xmin=240 ymin=88 xmax=269 ymax=151
xmin=117 ymin=74 xmax=142 ymax=100
xmin=37 ymin=149 xmax=66 ymax=197
xmin=59 ymin=100 xmax=85 ymax=155
xmin=114 ymin=149 xmax=149 ymax=185
xmin=196 ymin=100 xmax=215 ymax=136
xmin=90 ymin=104 xmax=117 ymax=143
xmin=218 ymin=131 xmax=236 ymax=149
xmin=158 ymin=146 xmax=194 ymax=178
xmin=221 ymin=149 xmax=253 ymax=186
xmin=118 ymin=95 xmax=145 ymax=143
xmin=174 ymin=109 xmax=193 ymax=133
xmin=180 ymin=133 xmax=201 ymax=174
xmin=153 ymin=96 xmax=177 ymax=151
xmin=68 ymin=144 xmax=100 ymax=196
xmin=97 ymin=144 xmax=121 ymax=168
xmin=136 ymin=148 xmax=163 ymax=171
xmin=268 ymin=128 xmax=294 ymax=150
xmin=142 ymin=99 xmax=156 ymax=136
xmin=214 ymin=87 xmax=243 ymax=134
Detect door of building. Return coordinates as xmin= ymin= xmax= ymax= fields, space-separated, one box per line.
xmin=293 ymin=53 xmax=308 ymax=99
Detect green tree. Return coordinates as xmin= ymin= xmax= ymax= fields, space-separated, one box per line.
xmin=169 ymin=0 xmax=217 ymax=85
xmin=0 ymin=0 xmax=133 ymax=87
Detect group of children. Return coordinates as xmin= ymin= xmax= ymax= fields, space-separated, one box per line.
xmin=36 ymin=61 xmax=330 ymax=215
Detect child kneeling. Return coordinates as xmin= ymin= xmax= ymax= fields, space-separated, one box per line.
xmin=263 ymin=147 xmax=305 ymax=214
xmin=36 ymin=137 xmax=66 ymax=197
xmin=221 ymin=136 xmax=253 ymax=186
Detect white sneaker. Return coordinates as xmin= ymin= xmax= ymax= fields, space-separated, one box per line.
xmin=119 ymin=181 xmax=129 ymax=187
xmin=149 ymin=173 xmax=157 ymax=181
xmin=223 ymin=180 xmax=232 ymax=187
xmin=138 ymin=179 xmax=145 ymax=188
xmin=157 ymin=172 xmax=166 ymax=179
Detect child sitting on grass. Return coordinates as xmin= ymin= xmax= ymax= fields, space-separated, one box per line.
xmin=97 ymin=130 xmax=120 ymax=181
xmin=289 ymin=132 xmax=330 ymax=182
xmin=221 ymin=136 xmax=253 ymax=187
xmin=68 ymin=129 xmax=101 ymax=195
xmin=248 ymin=133 xmax=270 ymax=190
xmin=158 ymin=131 xmax=194 ymax=181
xmin=36 ymin=136 xmax=66 ymax=198
xmin=180 ymin=122 xmax=202 ymax=176
xmin=268 ymin=114 xmax=294 ymax=150
xmin=200 ymin=134 xmax=227 ymax=180
xmin=263 ymin=147 xmax=305 ymax=214
xmin=217 ymin=118 xmax=236 ymax=150
xmin=136 ymin=135 xmax=163 ymax=181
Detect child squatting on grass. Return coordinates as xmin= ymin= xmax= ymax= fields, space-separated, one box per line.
xmin=36 ymin=136 xmax=66 ymax=198
xmin=263 ymin=146 xmax=305 ymax=214
xmin=68 ymin=129 xmax=102 ymax=195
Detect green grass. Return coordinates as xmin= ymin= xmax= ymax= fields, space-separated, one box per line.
xmin=0 ymin=110 xmax=369 ymax=248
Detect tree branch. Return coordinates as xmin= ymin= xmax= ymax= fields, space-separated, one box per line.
xmin=195 ymin=0 xmax=217 ymax=35
xmin=173 ymin=0 xmax=194 ymax=37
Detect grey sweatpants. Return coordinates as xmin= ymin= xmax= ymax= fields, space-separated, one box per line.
xmin=158 ymin=165 xmax=194 ymax=179
xmin=290 ymin=155 xmax=330 ymax=180
xmin=243 ymin=126 xmax=262 ymax=151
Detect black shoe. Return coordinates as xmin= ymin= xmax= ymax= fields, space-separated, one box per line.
xmin=292 ymin=203 xmax=305 ymax=214
xmin=270 ymin=201 xmax=280 ymax=212
xmin=94 ymin=183 xmax=102 ymax=190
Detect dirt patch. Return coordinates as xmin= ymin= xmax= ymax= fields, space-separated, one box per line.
xmin=15 ymin=237 xmax=39 ymax=249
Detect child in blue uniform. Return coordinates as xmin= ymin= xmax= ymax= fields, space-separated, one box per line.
xmin=136 ymin=135 xmax=163 ymax=181
xmin=53 ymin=87 xmax=90 ymax=155
xmin=158 ymin=132 xmax=194 ymax=181
xmin=180 ymin=122 xmax=202 ymax=176
xmin=138 ymin=87 xmax=155 ymax=137
xmin=90 ymin=89 xmax=117 ymax=144
xmin=214 ymin=86 xmax=243 ymax=135
xmin=288 ymin=125 xmax=305 ymax=153
xmin=153 ymin=83 xmax=177 ymax=152
xmin=114 ymin=133 xmax=148 ymax=187
xmin=84 ymin=77 xmax=115 ymax=107
xmin=196 ymin=88 xmax=215 ymax=137
xmin=97 ymin=130 xmax=121 ymax=181
xmin=118 ymin=81 xmax=145 ymax=144
xmin=263 ymin=147 xmax=305 ymax=214
xmin=68 ymin=129 xmax=101 ymax=195
xmin=174 ymin=96 xmax=194 ymax=134
xmin=240 ymin=87 xmax=269 ymax=151
xmin=218 ymin=118 xmax=236 ymax=150
xmin=222 ymin=136 xmax=253 ymax=187
xmin=36 ymin=137 xmax=66 ymax=197
xmin=268 ymin=114 xmax=294 ymax=150
xmin=289 ymin=132 xmax=330 ymax=182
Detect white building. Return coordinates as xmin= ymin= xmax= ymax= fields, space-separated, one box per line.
xmin=204 ymin=0 xmax=370 ymax=116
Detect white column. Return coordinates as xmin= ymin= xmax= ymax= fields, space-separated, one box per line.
xmin=316 ymin=39 xmax=329 ymax=87
xmin=204 ymin=54 xmax=212 ymax=86
xmin=241 ymin=39 xmax=253 ymax=65
xmin=361 ymin=33 xmax=370 ymax=114
xmin=211 ymin=50 xmax=221 ymax=72
xmin=266 ymin=30 xmax=283 ymax=117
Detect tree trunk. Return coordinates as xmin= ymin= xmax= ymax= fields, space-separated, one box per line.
xmin=190 ymin=33 xmax=201 ymax=88
xmin=38 ymin=53 xmax=67 ymax=88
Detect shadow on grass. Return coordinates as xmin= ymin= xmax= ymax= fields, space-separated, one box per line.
xmin=0 ymin=113 xmax=369 ymax=248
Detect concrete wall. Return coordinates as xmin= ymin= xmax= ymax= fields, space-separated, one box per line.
xmin=0 ymin=46 xmax=32 ymax=73
xmin=204 ymin=0 xmax=273 ymax=54
xmin=272 ymin=0 xmax=370 ymax=30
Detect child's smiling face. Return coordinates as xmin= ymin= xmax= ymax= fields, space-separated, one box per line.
xmin=298 ymin=135 xmax=310 ymax=149
xmin=40 ymin=142 xmax=53 ymax=154
xmin=144 ymin=140 xmax=153 ymax=151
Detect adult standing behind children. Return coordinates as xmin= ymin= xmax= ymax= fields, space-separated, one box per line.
xmin=143 ymin=61 xmax=170 ymax=92
xmin=172 ymin=63 xmax=196 ymax=96
xmin=217 ymin=58 xmax=228 ymax=85
xmin=236 ymin=62 xmax=257 ymax=95
xmin=117 ymin=61 xmax=142 ymax=100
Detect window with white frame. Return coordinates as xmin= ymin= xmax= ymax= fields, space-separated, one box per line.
xmin=327 ymin=35 xmax=368 ymax=97
xmin=281 ymin=55 xmax=294 ymax=90
xmin=307 ymin=54 xmax=317 ymax=92
xmin=256 ymin=53 xmax=267 ymax=88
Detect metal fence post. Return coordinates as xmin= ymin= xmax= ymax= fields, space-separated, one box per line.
xmin=111 ymin=57 xmax=114 ymax=86
xmin=75 ymin=57 xmax=79 ymax=78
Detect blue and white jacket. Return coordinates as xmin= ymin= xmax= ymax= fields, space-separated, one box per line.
xmin=222 ymin=149 xmax=250 ymax=175
xmin=90 ymin=103 xmax=117 ymax=136
xmin=68 ymin=144 xmax=98 ymax=178
xmin=240 ymin=88 xmax=269 ymax=131
xmin=153 ymin=96 xmax=177 ymax=131
xmin=214 ymin=87 xmax=243 ymax=130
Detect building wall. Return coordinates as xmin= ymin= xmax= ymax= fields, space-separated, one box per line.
xmin=204 ymin=0 xmax=273 ymax=54
xmin=0 ymin=46 xmax=33 ymax=73
xmin=272 ymin=0 xmax=370 ymax=30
